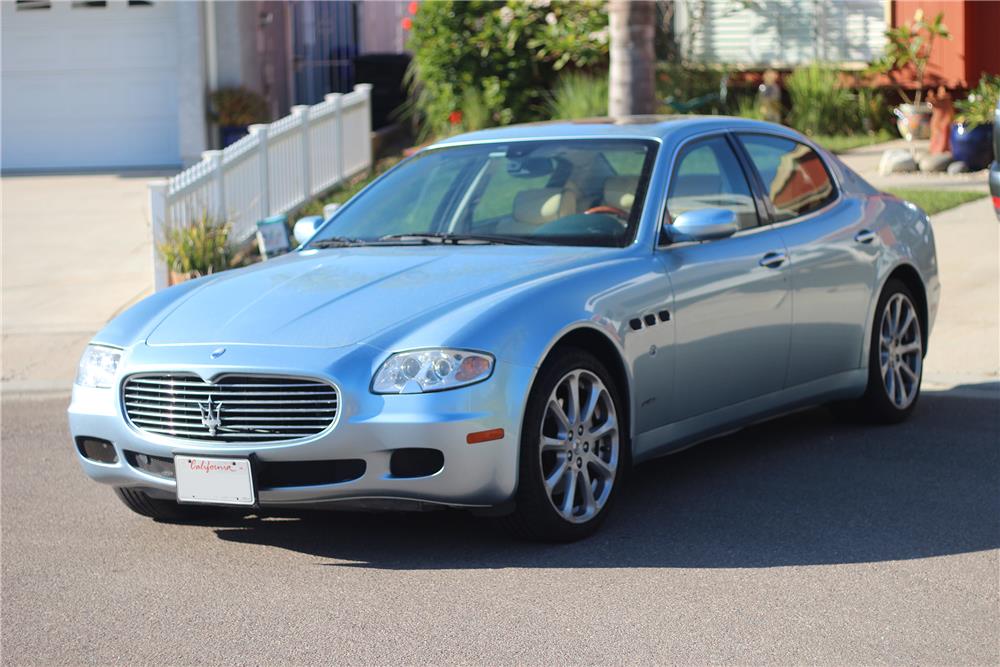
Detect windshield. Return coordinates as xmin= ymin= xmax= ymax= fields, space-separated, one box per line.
xmin=307 ymin=139 xmax=657 ymax=248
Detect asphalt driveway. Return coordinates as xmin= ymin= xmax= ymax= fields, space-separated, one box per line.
xmin=1 ymin=390 xmax=996 ymax=664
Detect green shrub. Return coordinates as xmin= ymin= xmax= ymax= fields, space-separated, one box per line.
xmin=734 ymin=93 xmax=766 ymax=120
xmin=158 ymin=212 xmax=233 ymax=278
xmin=406 ymin=0 xmax=609 ymax=139
xmin=854 ymin=87 xmax=891 ymax=134
xmin=956 ymin=73 xmax=1000 ymax=128
xmin=786 ymin=65 xmax=858 ymax=136
xmin=546 ymin=72 xmax=608 ymax=119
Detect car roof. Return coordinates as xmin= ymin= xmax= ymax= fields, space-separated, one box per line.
xmin=433 ymin=115 xmax=804 ymax=146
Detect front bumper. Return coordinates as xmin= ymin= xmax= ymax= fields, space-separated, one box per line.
xmin=68 ymin=343 xmax=533 ymax=508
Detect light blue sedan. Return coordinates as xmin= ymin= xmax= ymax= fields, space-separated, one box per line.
xmin=69 ymin=117 xmax=939 ymax=541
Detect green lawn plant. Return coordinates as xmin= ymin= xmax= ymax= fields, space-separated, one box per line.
xmin=867 ymin=9 xmax=950 ymax=108
xmin=158 ymin=212 xmax=233 ymax=279
xmin=955 ymin=73 xmax=1000 ymax=128
xmin=546 ymin=71 xmax=608 ymax=120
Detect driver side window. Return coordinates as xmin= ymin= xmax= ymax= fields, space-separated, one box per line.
xmin=666 ymin=136 xmax=759 ymax=232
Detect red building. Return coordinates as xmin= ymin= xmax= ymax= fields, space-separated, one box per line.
xmin=892 ymin=0 xmax=1000 ymax=89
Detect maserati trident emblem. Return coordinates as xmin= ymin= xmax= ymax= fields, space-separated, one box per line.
xmin=198 ymin=396 xmax=223 ymax=436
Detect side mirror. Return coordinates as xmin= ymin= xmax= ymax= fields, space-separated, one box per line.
xmin=293 ymin=215 xmax=323 ymax=246
xmin=666 ymin=208 xmax=738 ymax=242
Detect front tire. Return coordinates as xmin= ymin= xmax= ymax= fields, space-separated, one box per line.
xmin=502 ymin=348 xmax=628 ymax=542
xmin=114 ymin=487 xmax=224 ymax=522
xmin=855 ymin=279 xmax=924 ymax=423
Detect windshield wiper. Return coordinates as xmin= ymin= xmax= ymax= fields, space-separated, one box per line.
xmin=378 ymin=233 xmax=540 ymax=245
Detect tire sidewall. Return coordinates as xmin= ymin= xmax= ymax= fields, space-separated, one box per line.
xmin=513 ymin=348 xmax=630 ymax=540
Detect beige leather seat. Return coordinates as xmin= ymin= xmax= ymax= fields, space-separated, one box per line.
xmin=603 ymin=175 xmax=639 ymax=212
xmin=511 ymin=187 xmax=577 ymax=226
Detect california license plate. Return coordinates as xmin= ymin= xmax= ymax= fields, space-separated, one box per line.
xmin=174 ymin=456 xmax=255 ymax=506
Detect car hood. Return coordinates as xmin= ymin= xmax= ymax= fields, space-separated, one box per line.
xmin=146 ymin=245 xmax=615 ymax=348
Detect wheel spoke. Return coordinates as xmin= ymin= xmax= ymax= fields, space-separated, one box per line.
xmin=540 ymin=435 xmax=565 ymax=452
xmin=566 ymin=373 xmax=581 ymax=424
xmin=578 ymin=469 xmax=596 ymax=515
xmin=547 ymin=398 xmax=571 ymax=432
xmin=589 ymin=414 xmax=617 ymax=440
xmin=898 ymin=308 xmax=916 ymax=338
xmin=899 ymin=360 xmax=918 ymax=381
xmin=544 ymin=459 xmax=570 ymax=493
xmin=560 ymin=469 xmax=578 ymax=516
xmin=588 ymin=453 xmax=615 ymax=480
xmin=893 ymin=367 xmax=905 ymax=405
xmin=897 ymin=341 xmax=921 ymax=355
xmin=581 ymin=384 xmax=603 ymax=426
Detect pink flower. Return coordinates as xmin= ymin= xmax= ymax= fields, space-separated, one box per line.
xmin=407 ymin=1 xmax=418 ymax=15
xmin=401 ymin=17 xmax=412 ymax=30
xmin=449 ymin=110 xmax=463 ymax=126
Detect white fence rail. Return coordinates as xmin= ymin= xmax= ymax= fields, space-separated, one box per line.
xmin=148 ymin=83 xmax=373 ymax=290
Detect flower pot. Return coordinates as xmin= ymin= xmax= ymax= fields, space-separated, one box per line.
xmin=950 ymin=122 xmax=994 ymax=171
xmin=220 ymin=125 xmax=249 ymax=147
xmin=893 ymin=103 xmax=932 ymax=141
xmin=168 ymin=270 xmax=195 ymax=286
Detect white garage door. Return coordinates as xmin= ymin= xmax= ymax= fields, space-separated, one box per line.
xmin=1 ymin=0 xmax=181 ymax=170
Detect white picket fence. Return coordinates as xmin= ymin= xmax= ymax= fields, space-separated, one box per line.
xmin=147 ymin=83 xmax=373 ymax=289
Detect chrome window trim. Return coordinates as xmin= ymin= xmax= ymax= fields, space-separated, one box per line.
xmin=652 ymin=129 xmax=757 ymax=250
xmin=654 ymin=129 xmax=846 ymax=250
xmin=119 ymin=371 xmax=343 ymax=446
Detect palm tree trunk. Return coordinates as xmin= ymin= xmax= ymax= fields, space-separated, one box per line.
xmin=608 ymin=0 xmax=657 ymax=116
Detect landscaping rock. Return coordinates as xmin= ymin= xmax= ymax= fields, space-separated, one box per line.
xmin=879 ymin=149 xmax=918 ymax=175
xmin=947 ymin=160 xmax=970 ymax=175
xmin=919 ymin=153 xmax=952 ymax=173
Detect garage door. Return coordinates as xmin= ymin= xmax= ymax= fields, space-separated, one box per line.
xmin=1 ymin=0 xmax=181 ymax=170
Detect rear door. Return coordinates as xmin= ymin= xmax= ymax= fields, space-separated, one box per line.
xmin=655 ymin=134 xmax=792 ymax=425
xmin=735 ymin=133 xmax=878 ymax=386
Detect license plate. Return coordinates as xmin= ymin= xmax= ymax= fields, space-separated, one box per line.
xmin=174 ymin=456 xmax=254 ymax=506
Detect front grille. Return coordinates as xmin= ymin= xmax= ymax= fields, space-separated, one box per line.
xmin=122 ymin=373 xmax=339 ymax=443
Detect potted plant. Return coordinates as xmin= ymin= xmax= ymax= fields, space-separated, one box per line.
xmin=868 ymin=10 xmax=950 ymax=141
xmin=952 ymin=74 xmax=999 ymax=171
xmin=210 ymin=88 xmax=269 ymax=147
xmin=158 ymin=212 xmax=233 ymax=286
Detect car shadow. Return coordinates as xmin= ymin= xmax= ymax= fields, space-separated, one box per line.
xmin=212 ymin=389 xmax=999 ymax=569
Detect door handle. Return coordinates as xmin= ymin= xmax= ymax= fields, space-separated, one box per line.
xmin=854 ymin=229 xmax=877 ymax=244
xmin=759 ymin=251 xmax=787 ymax=268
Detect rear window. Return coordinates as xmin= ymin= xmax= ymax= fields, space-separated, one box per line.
xmin=738 ymin=134 xmax=836 ymax=222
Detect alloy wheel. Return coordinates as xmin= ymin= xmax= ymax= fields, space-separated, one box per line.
xmin=538 ymin=369 xmax=619 ymax=524
xmin=878 ymin=292 xmax=922 ymax=410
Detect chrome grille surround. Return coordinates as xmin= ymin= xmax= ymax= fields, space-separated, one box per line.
xmin=121 ymin=373 xmax=340 ymax=443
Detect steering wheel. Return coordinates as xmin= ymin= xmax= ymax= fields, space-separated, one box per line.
xmin=584 ymin=205 xmax=629 ymax=219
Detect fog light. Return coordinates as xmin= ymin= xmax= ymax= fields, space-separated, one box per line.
xmin=75 ymin=437 xmax=118 ymax=464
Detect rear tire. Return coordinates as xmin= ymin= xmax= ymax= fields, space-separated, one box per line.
xmin=501 ymin=348 xmax=628 ymax=542
xmin=853 ymin=279 xmax=924 ymax=424
xmin=113 ymin=487 xmax=225 ymax=522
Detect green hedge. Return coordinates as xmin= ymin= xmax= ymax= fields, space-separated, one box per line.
xmin=406 ymin=0 xmax=609 ymax=138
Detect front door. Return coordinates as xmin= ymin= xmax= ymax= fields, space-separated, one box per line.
xmin=656 ymin=135 xmax=792 ymax=424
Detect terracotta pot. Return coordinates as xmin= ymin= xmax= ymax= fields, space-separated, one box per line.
xmin=893 ymin=103 xmax=932 ymax=141
xmin=168 ymin=270 xmax=195 ymax=286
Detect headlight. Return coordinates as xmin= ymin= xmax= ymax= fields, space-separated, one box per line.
xmin=75 ymin=344 xmax=122 ymax=388
xmin=372 ymin=349 xmax=494 ymax=394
